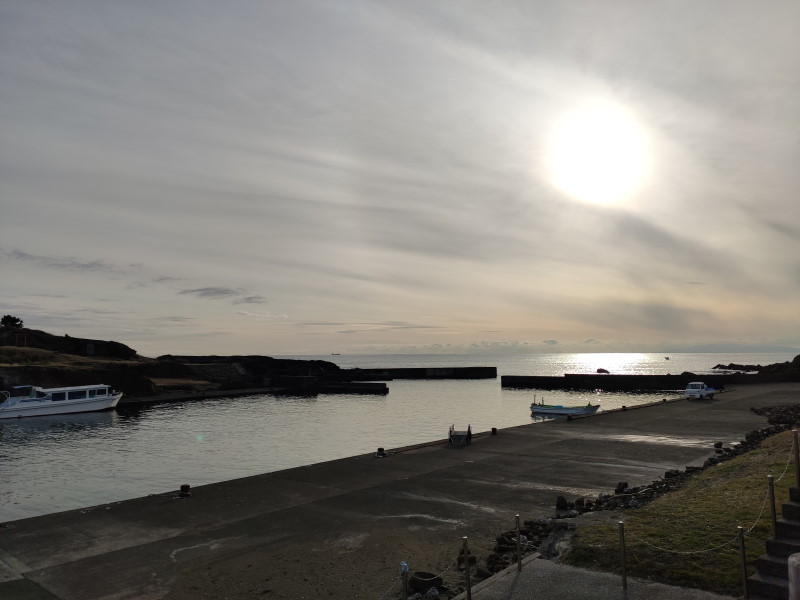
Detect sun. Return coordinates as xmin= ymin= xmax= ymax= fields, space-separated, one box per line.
xmin=546 ymin=102 xmax=651 ymax=205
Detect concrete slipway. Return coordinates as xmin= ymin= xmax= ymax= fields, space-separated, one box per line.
xmin=1 ymin=383 xmax=799 ymax=600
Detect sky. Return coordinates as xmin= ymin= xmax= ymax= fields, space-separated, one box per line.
xmin=1 ymin=0 xmax=799 ymax=358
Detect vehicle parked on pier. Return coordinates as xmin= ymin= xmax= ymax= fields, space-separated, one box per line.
xmin=0 ymin=384 xmax=123 ymax=419
xmin=684 ymin=382 xmax=716 ymax=400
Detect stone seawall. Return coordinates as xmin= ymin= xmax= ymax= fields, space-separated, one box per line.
xmin=501 ymin=372 xmax=799 ymax=391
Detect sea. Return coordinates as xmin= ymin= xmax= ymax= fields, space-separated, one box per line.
xmin=0 ymin=352 xmax=794 ymax=522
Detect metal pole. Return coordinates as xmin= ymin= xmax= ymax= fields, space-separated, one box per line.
xmin=794 ymin=430 xmax=799 ymax=487
xmin=619 ymin=521 xmax=627 ymax=594
xmin=768 ymin=475 xmax=778 ymax=539
xmin=463 ymin=536 xmax=472 ymax=600
xmin=739 ymin=526 xmax=749 ymax=599
xmin=516 ymin=514 xmax=522 ymax=572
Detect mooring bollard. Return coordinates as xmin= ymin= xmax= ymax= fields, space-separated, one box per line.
xmin=768 ymin=475 xmax=777 ymax=538
xmin=739 ymin=526 xmax=749 ymax=599
xmin=400 ymin=561 xmax=408 ymax=599
xmin=619 ymin=521 xmax=627 ymax=595
xmin=463 ymin=536 xmax=472 ymax=600
xmin=516 ymin=514 xmax=522 ymax=572
xmin=178 ymin=484 xmax=192 ymax=498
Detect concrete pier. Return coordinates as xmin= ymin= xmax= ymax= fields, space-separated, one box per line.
xmin=1 ymin=383 xmax=798 ymax=600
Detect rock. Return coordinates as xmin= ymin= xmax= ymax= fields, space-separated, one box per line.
xmin=425 ymin=587 xmax=440 ymax=598
xmin=555 ymin=495 xmax=569 ymax=510
xmin=614 ymin=482 xmax=628 ymax=494
xmin=713 ymin=441 xmax=723 ymax=448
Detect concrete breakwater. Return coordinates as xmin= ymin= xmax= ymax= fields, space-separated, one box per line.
xmin=501 ymin=372 xmax=800 ymax=391
xmin=347 ymin=366 xmax=497 ymax=380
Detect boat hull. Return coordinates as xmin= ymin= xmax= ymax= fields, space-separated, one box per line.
xmin=530 ymin=404 xmax=599 ymax=416
xmin=0 ymin=393 xmax=123 ymax=419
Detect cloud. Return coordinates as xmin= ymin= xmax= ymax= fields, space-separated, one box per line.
xmin=232 ymin=295 xmax=268 ymax=305
xmin=179 ymin=287 xmax=241 ymax=299
xmin=4 ymin=248 xmax=137 ymax=275
xmin=151 ymin=316 xmax=194 ymax=322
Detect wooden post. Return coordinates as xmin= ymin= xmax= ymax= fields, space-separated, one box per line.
xmin=739 ymin=526 xmax=749 ymax=599
xmin=516 ymin=514 xmax=522 ymax=572
xmin=463 ymin=536 xmax=472 ymax=600
xmin=794 ymin=430 xmax=800 ymax=487
xmin=768 ymin=475 xmax=778 ymax=539
xmin=619 ymin=521 xmax=627 ymax=594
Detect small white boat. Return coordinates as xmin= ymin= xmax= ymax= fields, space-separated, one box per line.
xmin=530 ymin=402 xmax=600 ymax=416
xmin=0 ymin=384 xmax=123 ymax=419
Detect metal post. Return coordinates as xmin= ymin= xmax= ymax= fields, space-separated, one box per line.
xmin=739 ymin=526 xmax=749 ymax=599
xmin=516 ymin=514 xmax=522 ymax=572
xmin=768 ymin=475 xmax=778 ymax=539
xmin=619 ymin=521 xmax=628 ymax=595
xmin=794 ymin=430 xmax=800 ymax=487
xmin=463 ymin=536 xmax=472 ymax=600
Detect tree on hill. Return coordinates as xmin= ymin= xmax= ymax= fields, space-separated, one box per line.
xmin=0 ymin=315 xmax=23 ymax=329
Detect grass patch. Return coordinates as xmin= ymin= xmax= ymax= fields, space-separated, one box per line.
xmin=0 ymin=345 xmax=147 ymax=368
xmin=563 ymin=430 xmax=796 ymax=596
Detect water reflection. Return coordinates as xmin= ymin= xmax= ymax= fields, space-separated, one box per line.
xmin=0 ymin=410 xmax=124 ymax=444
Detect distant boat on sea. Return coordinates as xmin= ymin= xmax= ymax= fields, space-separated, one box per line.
xmin=331 ymin=353 xmax=341 ymax=356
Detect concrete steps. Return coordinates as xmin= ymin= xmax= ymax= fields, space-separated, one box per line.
xmin=747 ymin=487 xmax=800 ymax=599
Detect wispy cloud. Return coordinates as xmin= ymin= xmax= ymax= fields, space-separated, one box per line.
xmin=179 ymin=287 xmax=242 ymax=299
xmin=4 ymin=248 xmax=139 ymax=275
xmin=233 ymin=295 xmax=268 ymax=305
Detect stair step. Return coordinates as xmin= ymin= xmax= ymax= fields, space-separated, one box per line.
xmin=766 ymin=536 xmax=800 ymax=558
xmin=748 ymin=572 xmax=789 ymax=600
xmin=757 ymin=553 xmax=788 ymax=579
xmin=782 ymin=500 xmax=800 ymax=522
xmin=776 ymin=518 xmax=800 ymax=540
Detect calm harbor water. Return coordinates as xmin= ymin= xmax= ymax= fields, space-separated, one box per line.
xmin=0 ymin=352 xmax=793 ymax=521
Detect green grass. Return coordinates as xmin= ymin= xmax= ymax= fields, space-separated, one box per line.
xmin=563 ymin=430 xmax=797 ymax=596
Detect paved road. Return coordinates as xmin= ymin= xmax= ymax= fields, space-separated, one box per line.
xmin=1 ymin=382 xmax=797 ymax=599
xmin=457 ymin=553 xmax=736 ymax=600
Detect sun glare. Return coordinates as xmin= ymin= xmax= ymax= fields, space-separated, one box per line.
xmin=546 ymin=102 xmax=651 ymax=205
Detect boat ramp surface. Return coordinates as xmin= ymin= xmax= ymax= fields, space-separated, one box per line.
xmin=1 ymin=383 xmax=798 ymax=600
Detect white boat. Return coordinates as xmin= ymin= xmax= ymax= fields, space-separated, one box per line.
xmin=0 ymin=384 xmax=123 ymax=419
xmin=530 ymin=402 xmax=600 ymax=416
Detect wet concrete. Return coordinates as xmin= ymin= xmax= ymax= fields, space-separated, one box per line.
xmin=1 ymin=383 xmax=797 ymax=600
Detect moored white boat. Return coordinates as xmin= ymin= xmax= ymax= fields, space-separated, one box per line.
xmin=530 ymin=402 xmax=600 ymax=416
xmin=0 ymin=384 xmax=123 ymax=419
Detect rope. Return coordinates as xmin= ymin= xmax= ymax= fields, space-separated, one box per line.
xmin=773 ymin=434 xmax=795 ymax=484
xmin=624 ymin=432 xmax=798 ymax=554
xmin=374 ymin=576 xmax=399 ymax=600
xmin=411 ymin=556 xmax=460 ymax=581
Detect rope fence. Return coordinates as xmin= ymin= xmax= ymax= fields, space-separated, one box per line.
xmin=371 ymin=428 xmax=800 ymax=599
